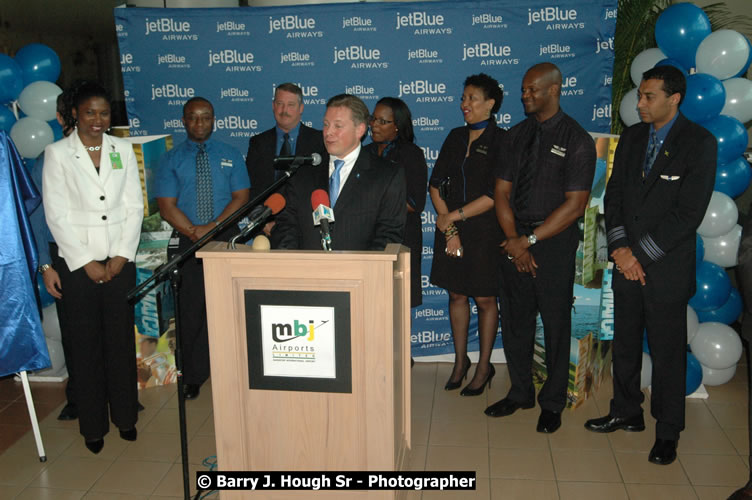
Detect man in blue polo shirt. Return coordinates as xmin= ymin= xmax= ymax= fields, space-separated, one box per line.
xmin=156 ymin=96 xmax=250 ymax=399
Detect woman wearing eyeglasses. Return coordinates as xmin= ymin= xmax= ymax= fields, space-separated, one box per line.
xmin=428 ymin=74 xmax=505 ymax=396
xmin=366 ymin=97 xmax=428 ymax=309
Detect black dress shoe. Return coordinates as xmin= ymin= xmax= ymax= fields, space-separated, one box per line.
xmin=119 ymin=428 xmax=138 ymax=441
xmin=184 ymin=384 xmax=200 ymax=400
xmin=57 ymin=403 xmax=78 ymax=421
xmin=536 ymin=409 xmax=562 ymax=433
xmin=85 ymin=438 xmax=104 ymax=454
xmin=584 ymin=414 xmax=645 ymax=433
xmin=484 ymin=397 xmax=535 ymax=417
xmin=648 ymin=438 xmax=677 ymax=465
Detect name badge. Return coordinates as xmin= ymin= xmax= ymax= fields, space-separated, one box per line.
xmin=475 ymin=145 xmax=488 ymax=156
xmin=221 ymin=159 xmax=233 ymax=168
xmin=550 ymin=145 xmax=567 ymax=157
xmin=110 ymin=152 xmax=123 ymax=169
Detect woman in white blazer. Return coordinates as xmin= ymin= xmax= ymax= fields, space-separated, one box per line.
xmin=43 ymin=82 xmax=144 ymax=454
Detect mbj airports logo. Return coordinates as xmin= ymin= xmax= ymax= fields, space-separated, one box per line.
xmin=333 ymin=45 xmax=388 ymax=69
xmin=268 ymin=15 xmax=323 ymax=38
xmin=395 ymin=11 xmax=452 ymax=35
xmin=216 ymin=20 xmax=250 ymax=36
xmin=208 ymin=49 xmax=262 ymax=72
xmin=342 ymin=15 xmax=376 ymax=32
xmin=471 ymin=13 xmax=508 ymax=29
xmin=527 ymin=7 xmax=584 ymax=30
xmin=144 ymin=17 xmax=198 ymax=40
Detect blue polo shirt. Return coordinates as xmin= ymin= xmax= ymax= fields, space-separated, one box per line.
xmin=155 ymin=137 xmax=250 ymax=225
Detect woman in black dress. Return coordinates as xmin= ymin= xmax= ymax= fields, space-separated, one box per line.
xmin=429 ymin=74 xmax=505 ymax=396
xmin=365 ymin=97 xmax=428 ymax=308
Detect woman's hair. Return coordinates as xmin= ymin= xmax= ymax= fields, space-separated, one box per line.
xmin=375 ymin=97 xmax=415 ymax=143
xmin=66 ymin=81 xmax=111 ymax=128
xmin=463 ymin=73 xmax=504 ymax=117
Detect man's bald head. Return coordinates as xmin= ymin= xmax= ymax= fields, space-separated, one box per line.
xmin=521 ymin=62 xmax=562 ymax=121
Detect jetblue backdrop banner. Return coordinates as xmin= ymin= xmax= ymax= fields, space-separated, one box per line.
xmin=115 ymin=0 xmax=617 ymax=360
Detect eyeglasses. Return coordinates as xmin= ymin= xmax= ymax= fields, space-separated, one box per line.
xmin=369 ymin=116 xmax=393 ymax=126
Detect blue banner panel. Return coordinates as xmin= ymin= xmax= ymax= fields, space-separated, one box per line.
xmin=116 ymin=0 xmax=617 ymax=359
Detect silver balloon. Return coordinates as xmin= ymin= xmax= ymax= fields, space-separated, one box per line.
xmin=697 ymin=191 xmax=738 ymax=238
xmin=619 ymin=88 xmax=641 ymax=127
xmin=9 ymin=116 xmax=54 ymax=158
xmin=17 ymin=81 xmax=62 ymax=121
xmin=696 ymin=29 xmax=750 ymax=80
xmin=687 ymin=306 xmax=699 ymax=344
xmin=690 ymin=321 xmax=743 ymax=370
xmin=630 ymin=48 xmax=666 ymax=87
xmin=701 ymin=364 xmax=736 ymax=386
xmin=701 ymin=224 xmax=741 ymax=268
xmin=721 ymin=78 xmax=752 ymax=124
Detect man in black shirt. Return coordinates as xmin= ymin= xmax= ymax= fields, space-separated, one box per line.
xmin=488 ymin=63 xmax=596 ymax=434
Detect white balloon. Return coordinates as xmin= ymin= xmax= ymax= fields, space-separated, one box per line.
xmin=619 ymin=88 xmax=641 ymax=127
xmin=631 ymin=48 xmax=667 ymax=87
xmin=701 ymin=224 xmax=742 ymax=268
xmin=17 ymin=81 xmax=62 ymax=121
xmin=701 ymin=363 xmax=736 ymax=386
xmin=640 ymin=352 xmax=652 ymax=389
xmin=687 ymin=306 xmax=699 ymax=344
xmin=696 ymin=29 xmax=751 ymax=80
xmin=9 ymin=116 xmax=54 ymax=158
xmin=690 ymin=321 xmax=743 ymax=369
xmin=697 ymin=191 xmax=738 ymax=238
xmin=721 ymin=78 xmax=752 ymax=124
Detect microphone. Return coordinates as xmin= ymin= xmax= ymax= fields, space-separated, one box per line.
xmin=274 ymin=153 xmax=323 ymax=167
xmin=236 ymin=193 xmax=286 ymax=240
xmin=251 ymin=234 xmax=271 ymax=250
xmin=311 ymin=189 xmax=334 ymax=251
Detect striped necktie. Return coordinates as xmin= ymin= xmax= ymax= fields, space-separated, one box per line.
xmin=643 ymin=130 xmax=659 ymax=178
xmin=329 ymin=159 xmax=345 ymax=207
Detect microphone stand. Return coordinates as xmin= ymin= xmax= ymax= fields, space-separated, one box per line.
xmin=126 ymin=158 xmax=307 ymax=500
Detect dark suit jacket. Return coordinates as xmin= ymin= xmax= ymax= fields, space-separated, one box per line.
xmin=245 ymin=123 xmax=327 ymax=201
xmin=272 ymin=147 xmax=407 ymax=251
xmin=605 ymin=112 xmax=717 ymax=301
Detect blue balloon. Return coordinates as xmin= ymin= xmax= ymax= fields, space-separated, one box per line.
xmin=0 ymin=105 xmax=17 ymax=133
xmin=655 ymin=4 xmax=712 ymax=70
xmin=14 ymin=44 xmax=61 ymax=85
xmin=48 ymin=119 xmax=63 ymax=141
xmin=0 ymin=54 xmax=24 ymax=103
xmin=714 ymin=157 xmax=752 ymax=198
xmin=702 ymin=115 xmax=749 ymax=166
xmin=686 ymin=351 xmax=703 ymax=395
xmin=655 ymin=58 xmax=688 ymax=75
xmin=689 ymin=260 xmax=731 ymax=311
xmin=697 ymin=287 xmax=743 ymax=324
xmin=696 ymin=234 xmax=705 ymax=269
xmin=734 ymin=38 xmax=752 ymax=78
xmin=38 ymin=280 xmax=55 ymax=309
xmin=681 ymin=73 xmax=725 ymax=123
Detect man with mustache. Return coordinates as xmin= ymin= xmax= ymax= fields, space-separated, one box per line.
xmin=245 ymin=83 xmax=327 ymax=236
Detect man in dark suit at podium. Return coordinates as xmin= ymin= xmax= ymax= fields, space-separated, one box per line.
xmin=272 ymin=94 xmax=406 ymax=251
xmin=245 ymin=83 xmax=326 ymax=235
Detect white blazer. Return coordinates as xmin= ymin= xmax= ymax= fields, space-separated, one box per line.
xmin=42 ymin=131 xmax=144 ymax=271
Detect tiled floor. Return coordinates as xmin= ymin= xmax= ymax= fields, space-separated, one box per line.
xmin=0 ymin=357 xmax=749 ymax=499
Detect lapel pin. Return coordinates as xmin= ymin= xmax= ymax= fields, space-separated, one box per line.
xmin=664 ymin=151 xmax=669 ymax=157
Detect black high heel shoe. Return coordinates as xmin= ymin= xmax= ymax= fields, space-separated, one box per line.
xmin=444 ymin=355 xmax=471 ymax=391
xmin=460 ymin=364 xmax=496 ymax=396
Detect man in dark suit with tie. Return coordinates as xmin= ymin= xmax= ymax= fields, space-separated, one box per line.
xmin=245 ymin=83 xmax=326 ymax=234
xmin=585 ymin=65 xmax=717 ymax=465
xmin=272 ymin=93 xmax=406 ymax=251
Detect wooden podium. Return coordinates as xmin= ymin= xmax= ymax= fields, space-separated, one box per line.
xmin=197 ymin=242 xmax=412 ymax=499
